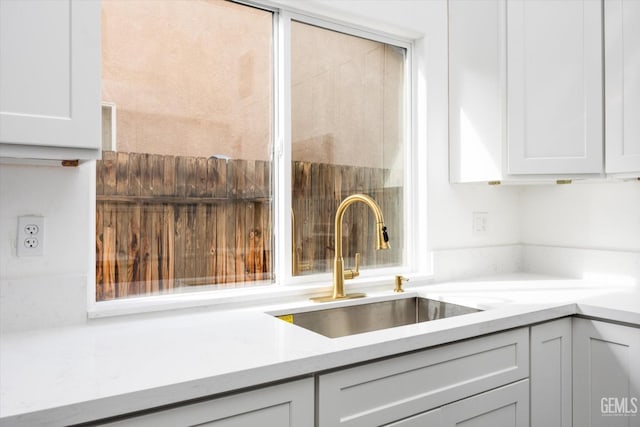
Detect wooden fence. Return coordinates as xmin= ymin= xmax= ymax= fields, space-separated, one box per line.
xmin=96 ymin=151 xmax=401 ymax=301
xmin=291 ymin=161 xmax=402 ymax=274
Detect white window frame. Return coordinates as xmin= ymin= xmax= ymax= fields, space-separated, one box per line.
xmin=88 ymin=0 xmax=429 ymax=318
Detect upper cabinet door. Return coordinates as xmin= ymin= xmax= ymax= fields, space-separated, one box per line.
xmin=448 ymin=0 xmax=506 ymax=183
xmin=605 ymin=0 xmax=640 ymax=174
xmin=507 ymin=0 xmax=603 ymax=175
xmin=0 ymin=0 xmax=100 ymax=159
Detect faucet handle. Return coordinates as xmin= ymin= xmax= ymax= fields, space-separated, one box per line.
xmin=344 ymin=253 xmax=360 ymax=280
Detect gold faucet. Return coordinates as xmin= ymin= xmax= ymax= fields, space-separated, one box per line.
xmin=311 ymin=194 xmax=390 ymax=302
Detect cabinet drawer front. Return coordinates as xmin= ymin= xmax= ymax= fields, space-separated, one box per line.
xmin=441 ymin=379 xmax=529 ymax=427
xmin=318 ymin=328 xmax=529 ymax=427
xmin=96 ymin=378 xmax=314 ymax=427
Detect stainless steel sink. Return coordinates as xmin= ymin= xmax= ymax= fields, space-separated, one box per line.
xmin=275 ymin=297 xmax=481 ymax=338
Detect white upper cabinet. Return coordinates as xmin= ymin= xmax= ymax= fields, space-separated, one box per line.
xmin=605 ymin=0 xmax=640 ymax=174
xmin=448 ymin=0 xmax=505 ymax=183
xmin=506 ymin=0 xmax=602 ymax=175
xmin=0 ymin=0 xmax=101 ymax=161
xmin=449 ymin=0 xmax=613 ymax=182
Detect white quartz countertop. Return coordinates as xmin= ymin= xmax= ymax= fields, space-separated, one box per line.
xmin=1 ymin=274 xmax=639 ymax=426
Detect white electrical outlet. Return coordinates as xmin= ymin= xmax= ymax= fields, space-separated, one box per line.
xmin=17 ymin=216 xmax=45 ymax=257
xmin=472 ymin=211 xmax=488 ymax=236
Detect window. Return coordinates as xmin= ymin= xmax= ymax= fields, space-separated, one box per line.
xmin=96 ymin=1 xmax=410 ymax=303
xmin=291 ymin=21 xmax=406 ymax=276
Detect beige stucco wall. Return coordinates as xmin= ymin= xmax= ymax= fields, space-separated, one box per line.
xmin=102 ymin=0 xmax=272 ymax=160
xmin=102 ymin=0 xmax=404 ymax=171
xmin=291 ymin=21 xmax=404 ymax=171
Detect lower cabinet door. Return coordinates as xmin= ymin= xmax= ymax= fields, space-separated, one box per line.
xmin=530 ymin=318 xmax=572 ymax=427
xmin=97 ymin=378 xmax=314 ymax=427
xmin=440 ymin=380 xmax=529 ymax=427
xmin=573 ymin=318 xmax=640 ymax=427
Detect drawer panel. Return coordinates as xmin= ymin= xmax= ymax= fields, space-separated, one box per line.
xmin=318 ymin=328 xmax=529 ymax=427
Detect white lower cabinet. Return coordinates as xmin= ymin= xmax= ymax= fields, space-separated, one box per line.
xmin=97 ymin=377 xmax=314 ymax=427
xmin=386 ymin=380 xmax=529 ymax=427
xmin=441 ymin=379 xmax=529 ymax=427
xmin=530 ymin=318 xmax=572 ymax=427
xmin=317 ymin=328 xmax=529 ymax=426
xmin=385 ymin=408 xmax=442 ymax=427
xmin=573 ymin=318 xmax=640 ymax=427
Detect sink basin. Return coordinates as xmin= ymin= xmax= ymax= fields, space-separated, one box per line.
xmin=275 ymin=297 xmax=481 ymax=338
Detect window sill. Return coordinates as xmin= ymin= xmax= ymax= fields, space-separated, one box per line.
xmin=87 ymin=270 xmax=433 ymax=320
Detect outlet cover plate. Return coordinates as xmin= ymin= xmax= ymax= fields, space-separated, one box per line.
xmin=17 ymin=215 xmax=44 ymax=257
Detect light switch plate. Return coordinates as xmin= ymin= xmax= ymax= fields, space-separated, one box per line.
xmin=472 ymin=211 xmax=488 ymax=236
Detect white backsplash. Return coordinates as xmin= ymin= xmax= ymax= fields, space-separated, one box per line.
xmin=429 ymin=245 xmax=523 ymax=283
xmin=522 ymin=244 xmax=640 ymax=285
xmin=0 ymin=275 xmax=88 ymax=334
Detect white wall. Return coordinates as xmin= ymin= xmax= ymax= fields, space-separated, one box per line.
xmin=519 ymin=181 xmax=640 ymax=281
xmin=0 ymin=163 xmax=94 ymax=332
xmin=520 ymin=182 xmax=640 ymax=251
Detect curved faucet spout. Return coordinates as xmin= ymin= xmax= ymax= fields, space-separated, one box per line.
xmin=334 ymin=194 xmax=390 ymax=258
xmin=312 ymin=193 xmax=390 ymax=302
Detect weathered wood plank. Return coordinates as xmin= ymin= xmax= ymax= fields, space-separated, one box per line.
xmin=102 ymin=226 xmax=116 ymax=300
xmin=152 ymin=154 xmax=164 ymax=197
xmin=175 ymin=156 xmax=187 ymax=198
xmin=245 ymin=160 xmax=255 ymax=199
xmin=215 ymin=202 xmax=226 ymax=285
xmin=140 ymin=154 xmax=153 ymax=198
xmin=174 ymin=204 xmax=186 ymax=287
xmin=254 ymin=160 xmax=265 ymax=198
xmin=116 ymin=152 xmax=129 ymax=195
xmin=196 ymin=157 xmax=208 ymax=197
xmin=139 ymin=204 xmax=152 ymax=294
xmin=163 ymin=155 xmax=175 ymax=196
xmin=256 ymin=201 xmax=270 ymax=281
xmin=115 ymin=153 xmax=130 ymax=297
xmin=184 ymin=204 xmax=196 ymax=284
xmin=195 ymin=203 xmax=208 ymax=282
xmin=150 ymin=205 xmax=160 ymax=294
xmin=96 ymin=194 xmax=269 ymax=204
xmin=116 ymin=204 xmax=130 ymax=298
xmin=186 ymin=157 xmax=197 ymax=198
xmin=245 ymin=202 xmax=255 ymax=280
xmin=128 ymin=204 xmax=141 ymax=296
xmin=95 ymin=203 xmax=104 ymax=300
xmin=225 ymin=202 xmax=236 ymax=285
xmin=96 ymin=154 xmax=105 ymax=196
xmin=205 ymin=204 xmax=217 ymax=281
xmin=235 ymin=201 xmax=246 ymax=284
xmin=102 ymin=151 xmax=117 ymax=196
xmin=207 ymin=158 xmax=227 ymax=198
xmin=128 ymin=153 xmax=142 ymax=197
xmin=162 ymin=204 xmax=175 ymax=291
